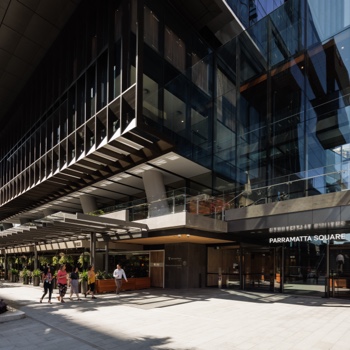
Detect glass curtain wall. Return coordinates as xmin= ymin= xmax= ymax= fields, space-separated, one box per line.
xmin=215 ymin=0 xmax=350 ymax=202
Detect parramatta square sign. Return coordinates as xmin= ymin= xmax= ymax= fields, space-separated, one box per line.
xmin=268 ymin=221 xmax=347 ymax=243
xmin=269 ymin=233 xmax=346 ymax=244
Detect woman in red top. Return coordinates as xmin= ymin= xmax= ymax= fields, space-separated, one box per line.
xmin=57 ymin=264 xmax=68 ymax=303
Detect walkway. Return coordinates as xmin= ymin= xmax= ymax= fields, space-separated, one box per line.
xmin=1 ymin=282 xmax=350 ymax=349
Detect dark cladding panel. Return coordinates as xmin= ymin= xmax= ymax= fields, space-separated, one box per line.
xmin=228 ymin=217 xmax=267 ymax=232
xmin=340 ymin=206 xmax=350 ymax=222
xmin=266 ymin=214 xmax=288 ymax=228
xmin=311 ymin=207 xmax=341 ymax=224
xmin=288 ymin=211 xmax=313 ymax=226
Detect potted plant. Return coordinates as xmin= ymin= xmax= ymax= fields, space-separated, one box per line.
xmin=20 ymin=268 xmax=29 ymax=284
xmin=79 ymin=270 xmax=88 ymax=294
xmin=10 ymin=268 xmax=18 ymax=282
xmin=32 ymin=269 xmax=42 ymax=286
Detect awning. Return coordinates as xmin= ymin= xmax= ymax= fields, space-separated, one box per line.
xmin=0 ymin=212 xmax=148 ymax=248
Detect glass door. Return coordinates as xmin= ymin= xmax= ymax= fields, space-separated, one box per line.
xmin=283 ymin=239 xmax=327 ymax=297
xmin=242 ymin=245 xmax=276 ymax=291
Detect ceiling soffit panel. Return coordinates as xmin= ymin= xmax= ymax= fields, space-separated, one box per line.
xmin=0 ymin=0 xmax=81 ymax=121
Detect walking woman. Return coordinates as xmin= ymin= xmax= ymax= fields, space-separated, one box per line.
xmin=40 ymin=266 xmax=53 ymax=304
xmin=69 ymin=266 xmax=81 ymax=301
xmin=86 ymin=265 xmax=97 ymax=299
xmin=57 ymin=264 xmax=68 ymax=303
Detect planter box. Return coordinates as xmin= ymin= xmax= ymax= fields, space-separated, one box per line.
xmin=96 ymin=277 xmax=151 ymax=294
xmin=133 ymin=277 xmax=151 ymax=290
xmin=96 ymin=279 xmax=116 ymax=294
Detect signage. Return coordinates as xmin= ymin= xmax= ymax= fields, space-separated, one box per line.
xmin=269 ymin=221 xmax=346 ymax=233
xmin=269 ymin=233 xmax=346 ymax=244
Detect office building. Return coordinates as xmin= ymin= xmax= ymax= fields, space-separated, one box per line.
xmin=1 ymin=0 xmax=350 ymax=298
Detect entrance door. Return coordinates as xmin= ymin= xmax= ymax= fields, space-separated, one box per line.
xmin=283 ymin=241 xmax=327 ymax=297
xmin=242 ymin=246 xmax=276 ymax=291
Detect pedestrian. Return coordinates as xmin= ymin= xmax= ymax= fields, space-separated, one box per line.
xmin=69 ymin=266 xmax=81 ymax=301
xmin=86 ymin=265 xmax=97 ymax=299
xmin=40 ymin=266 xmax=53 ymax=304
xmin=336 ymin=252 xmax=345 ymax=273
xmin=113 ymin=264 xmax=128 ymax=295
xmin=57 ymin=264 xmax=68 ymax=303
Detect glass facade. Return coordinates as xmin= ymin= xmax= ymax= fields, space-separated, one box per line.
xmin=2 ymin=0 xmax=349 ymax=204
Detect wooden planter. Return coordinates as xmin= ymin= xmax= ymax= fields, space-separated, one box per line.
xmin=33 ymin=276 xmax=40 ymax=286
xmin=96 ymin=279 xmax=116 ymax=294
xmin=96 ymin=277 xmax=151 ymax=294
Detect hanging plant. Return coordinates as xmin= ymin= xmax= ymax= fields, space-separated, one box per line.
xmin=66 ymin=255 xmax=74 ymax=265
xmin=39 ymin=256 xmax=49 ymax=266
xmin=52 ymin=255 xmax=59 ymax=266
xmin=59 ymin=253 xmax=67 ymax=265
xmin=28 ymin=256 xmax=33 ymax=265
xmin=78 ymin=252 xmax=90 ymax=267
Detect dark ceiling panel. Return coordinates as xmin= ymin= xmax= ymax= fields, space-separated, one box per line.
xmin=0 ymin=0 xmax=81 ymax=122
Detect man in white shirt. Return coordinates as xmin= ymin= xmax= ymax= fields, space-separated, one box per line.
xmin=336 ymin=253 xmax=345 ymax=273
xmin=113 ymin=264 xmax=128 ymax=295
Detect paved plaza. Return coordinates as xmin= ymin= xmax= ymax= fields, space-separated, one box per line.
xmin=1 ymin=282 xmax=350 ymax=350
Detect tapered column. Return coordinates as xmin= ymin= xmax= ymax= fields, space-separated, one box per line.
xmin=142 ymin=170 xmax=169 ymax=217
xmin=80 ymin=195 xmax=98 ymax=214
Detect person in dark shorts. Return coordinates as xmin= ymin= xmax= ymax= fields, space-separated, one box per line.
xmin=86 ymin=265 xmax=97 ymax=299
xmin=40 ymin=266 xmax=53 ymax=304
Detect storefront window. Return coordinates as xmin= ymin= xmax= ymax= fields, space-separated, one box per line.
xmin=115 ymin=253 xmax=149 ymax=278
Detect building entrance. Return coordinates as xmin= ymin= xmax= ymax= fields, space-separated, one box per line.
xmin=282 ymin=240 xmax=327 ymax=297
xmin=208 ymin=234 xmax=350 ymax=299
xmin=241 ymin=245 xmax=281 ymax=292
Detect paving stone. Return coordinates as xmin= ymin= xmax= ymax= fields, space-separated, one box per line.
xmin=1 ymin=282 xmax=350 ymax=349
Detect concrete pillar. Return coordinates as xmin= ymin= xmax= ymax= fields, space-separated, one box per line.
xmin=80 ymin=195 xmax=98 ymax=214
xmin=90 ymin=233 xmax=96 ymax=266
xmin=103 ymin=235 xmax=110 ymax=273
xmin=4 ymin=251 xmax=8 ymax=280
xmin=34 ymin=245 xmax=38 ymax=270
xmin=142 ymin=170 xmax=169 ymax=217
